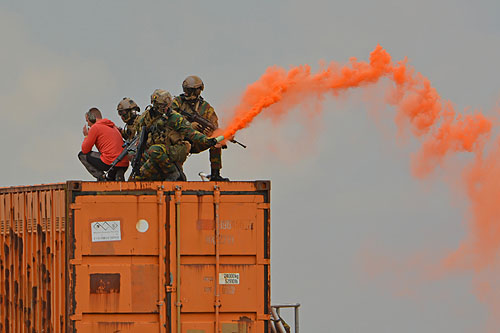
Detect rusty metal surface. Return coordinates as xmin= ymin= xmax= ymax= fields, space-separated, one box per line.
xmin=89 ymin=274 xmax=120 ymax=294
xmin=1 ymin=181 xmax=271 ymax=332
xmin=0 ymin=184 xmax=66 ymax=332
xmin=167 ymin=184 xmax=271 ymax=332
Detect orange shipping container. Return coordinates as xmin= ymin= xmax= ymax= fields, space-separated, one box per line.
xmin=0 ymin=181 xmax=271 ymax=333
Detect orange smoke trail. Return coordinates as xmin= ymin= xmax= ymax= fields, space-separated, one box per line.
xmin=222 ymin=45 xmax=500 ymax=324
xmin=224 ymin=45 xmax=492 ymax=180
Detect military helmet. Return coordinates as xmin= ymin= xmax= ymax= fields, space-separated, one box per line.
xmin=151 ymin=89 xmax=173 ymax=106
xmin=117 ymin=97 xmax=139 ymax=112
xmin=182 ymin=75 xmax=204 ymax=100
xmin=182 ymin=75 xmax=204 ymax=90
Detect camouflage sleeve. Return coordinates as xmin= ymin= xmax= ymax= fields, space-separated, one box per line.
xmin=132 ymin=116 xmax=141 ymax=134
xmin=201 ymin=101 xmax=219 ymax=128
xmin=171 ymin=96 xmax=182 ymax=112
xmin=136 ymin=110 xmax=155 ymax=131
xmin=205 ymin=106 xmax=219 ymax=128
xmin=128 ymin=115 xmax=141 ymax=138
xmin=167 ymin=111 xmax=213 ymax=148
xmin=136 ymin=113 xmax=145 ymax=128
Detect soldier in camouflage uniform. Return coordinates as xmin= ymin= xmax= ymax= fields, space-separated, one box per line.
xmin=171 ymin=75 xmax=228 ymax=181
xmin=133 ymin=89 xmax=219 ymax=181
xmin=116 ymin=97 xmax=140 ymax=141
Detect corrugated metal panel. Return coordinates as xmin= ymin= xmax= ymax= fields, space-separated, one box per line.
xmin=170 ymin=188 xmax=270 ymax=332
xmin=0 ymin=183 xmax=67 ymax=333
xmin=1 ymin=181 xmax=271 ymax=332
xmin=69 ymin=192 xmax=165 ymax=331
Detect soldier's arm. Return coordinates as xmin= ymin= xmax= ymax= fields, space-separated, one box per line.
xmin=202 ymin=103 xmax=219 ymax=128
xmin=131 ymin=116 xmax=142 ymax=136
xmin=171 ymin=97 xmax=181 ymax=112
xmin=169 ymin=111 xmax=214 ymax=149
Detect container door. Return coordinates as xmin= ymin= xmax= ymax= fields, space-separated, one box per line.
xmin=168 ymin=188 xmax=270 ymax=333
xmin=68 ymin=193 xmax=168 ymax=332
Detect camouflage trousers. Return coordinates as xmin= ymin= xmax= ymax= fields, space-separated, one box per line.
xmin=209 ymin=146 xmax=222 ymax=170
xmin=191 ymin=143 xmax=222 ymax=170
xmin=135 ymin=142 xmax=191 ymax=181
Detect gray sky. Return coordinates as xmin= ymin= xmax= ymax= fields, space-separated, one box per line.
xmin=1 ymin=0 xmax=500 ymax=331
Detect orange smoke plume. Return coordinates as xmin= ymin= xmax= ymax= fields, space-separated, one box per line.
xmin=222 ymin=45 xmax=500 ymax=325
xmin=224 ymin=46 xmax=491 ymax=171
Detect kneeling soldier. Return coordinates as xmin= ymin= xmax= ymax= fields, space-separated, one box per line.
xmin=133 ymin=89 xmax=219 ymax=181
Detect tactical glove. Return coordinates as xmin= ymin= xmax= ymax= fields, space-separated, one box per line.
xmin=191 ymin=121 xmax=202 ymax=131
xmin=209 ymin=135 xmax=225 ymax=147
xmin=208 ymin=138 xmax=218 ymax=147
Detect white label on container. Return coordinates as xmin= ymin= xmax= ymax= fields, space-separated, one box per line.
xmin=91 ymin=221 xmax=121 ymax=242
xmin=219 ymin=273 xmax=240 ymax=285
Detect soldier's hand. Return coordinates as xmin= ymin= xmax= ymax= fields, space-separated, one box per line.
xmin=191 ymin=122 xmax=202 ymax=131
xmin=209 ymin=135 xmax=225 ymax=147
xmin=83 ymin=124 xmax=89 ymax=136
xmin=208 ymin=138 xmax=218 ymax=147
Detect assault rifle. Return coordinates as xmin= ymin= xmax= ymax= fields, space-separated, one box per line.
xmin=178 ymin=110 xmax=246 ymax=148
xmin=128 ymin=126 xmax=148 ymax=180
xmin=105 ymin=132 xmax=142 ymax=179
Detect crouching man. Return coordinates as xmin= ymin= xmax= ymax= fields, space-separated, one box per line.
xmin=78 ymin=107 xmax=128 ymax=181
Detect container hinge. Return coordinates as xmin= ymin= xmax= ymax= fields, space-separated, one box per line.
xmin=257 ymin=203 xmax=270 ymax=209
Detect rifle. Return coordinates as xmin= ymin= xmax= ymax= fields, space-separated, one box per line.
xmin=178 ymin=109 xmax=247 ymax=148
xmin=128 ymin=126 xmax=148 ymax=180
xmin=105 ymin=134 xmax=140 ymax=178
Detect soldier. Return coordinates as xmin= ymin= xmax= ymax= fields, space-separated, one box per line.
xmin=116 ymin=97 xmax=140 ymax=141
xmin=172 ymin=75 xmax=228 ymax=181
xmin=133 ymin=89 xmax=220 ymax=181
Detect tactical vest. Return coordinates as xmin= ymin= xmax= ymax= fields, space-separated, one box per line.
xmin=175 ymin=96 xmax=211 ymax=119
xmin=141 ymin=115 xmax=183 ymax=148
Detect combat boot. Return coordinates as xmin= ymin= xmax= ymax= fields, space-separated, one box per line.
xmin=209 ymin=169 xmax=229 ymax=181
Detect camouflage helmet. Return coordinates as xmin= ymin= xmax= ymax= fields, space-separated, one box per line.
xmin=117 ymin=97 xmax=139 ymax=112
xmin=182 ymin=76 xmax=204 ymax=100
xmin=182 ymin=75 xmax=204 ymax=90
xmin=151 ymin=89 xmax=173 ymax=107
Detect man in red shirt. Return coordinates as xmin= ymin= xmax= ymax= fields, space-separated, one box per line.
xmin=78 ymin=108 xmax=129 ymax=181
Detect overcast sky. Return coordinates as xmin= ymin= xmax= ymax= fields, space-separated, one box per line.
xmin=2 ymin=1 xmax=500 ymax=332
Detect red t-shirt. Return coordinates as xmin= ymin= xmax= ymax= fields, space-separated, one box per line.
xmin=81 ymin=119 xmax=129 ymax=167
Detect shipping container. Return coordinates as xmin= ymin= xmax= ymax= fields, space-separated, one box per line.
xmin=0 ymin=180 xmax=271 ymax=333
